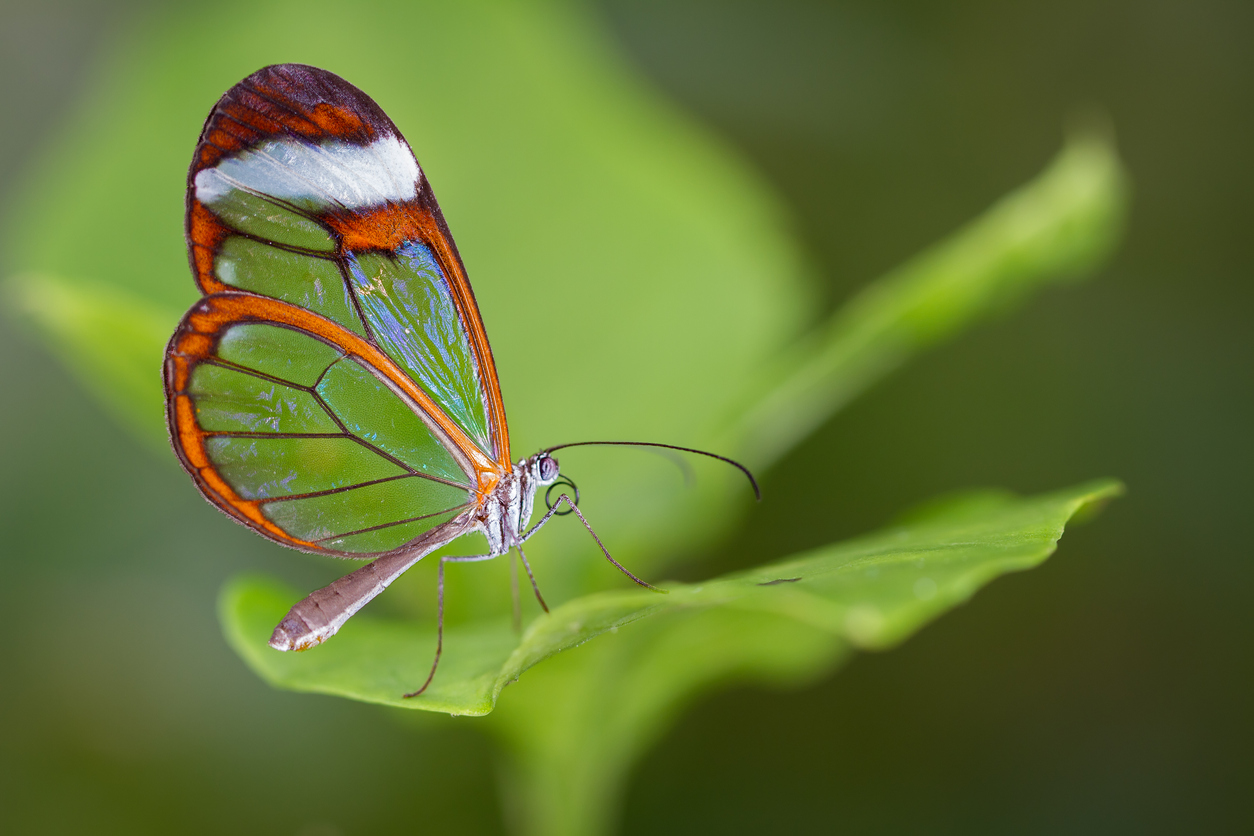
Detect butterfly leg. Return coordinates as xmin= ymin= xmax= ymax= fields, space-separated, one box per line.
xmin=404 ymin=552 xmax=495 ymax=699
xmin=514 ymin=540 xmax=550 ymax=612
xmin=522 ymin=494 xmax=665 ymax=594
xmin=510 ymin=551 xmax=522 ymax=633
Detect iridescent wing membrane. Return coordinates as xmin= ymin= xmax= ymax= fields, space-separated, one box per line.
xmin=165 ymin=64 xmax=511 ymax=557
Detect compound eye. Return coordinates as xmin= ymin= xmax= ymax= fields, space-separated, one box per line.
xmin=537 ymin=455 xmax=559 ymax=482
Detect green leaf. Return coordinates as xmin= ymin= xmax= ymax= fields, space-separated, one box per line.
xmin=488 ymin=480 xmax=1121 ymax=836
xmin=224 ymin=479 xmax=1119 ymax=712
xmin=223 ymin=480 xmax=1119 ymax=832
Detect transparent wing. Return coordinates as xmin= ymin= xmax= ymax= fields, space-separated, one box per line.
xmin=165 ymin=293 xmax=477 ymax=556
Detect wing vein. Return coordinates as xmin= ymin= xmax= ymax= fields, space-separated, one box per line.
xmin=247 ymin=144 xmax=352 ymax=210
xmin=258 ymin=473 xmax=470 ymax=503
xmin=313 ymin=503 xmax=472 ymax=543
xmin=194 ymin=358 xmax=327 ymax=391
xmin=205 ymin=169 xmax=327 ymax=224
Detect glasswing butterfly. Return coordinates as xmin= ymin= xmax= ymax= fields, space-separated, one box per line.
xmin=164 ymin=64 xmax=756 ymax=697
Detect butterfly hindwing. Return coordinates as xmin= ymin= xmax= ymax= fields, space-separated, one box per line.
xmin=166 ymin=293 xmax=477 ymax=555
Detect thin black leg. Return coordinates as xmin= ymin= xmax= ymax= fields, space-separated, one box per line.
xmin=515 ymin=540 xmax=549 ymax=612
xmin=510 ymin=549 xmax=522 ymax=633
xmin=404 ymin=552 xmax=495 ymax=698
xmin=522 ymin=494 xmax=665 ymax=594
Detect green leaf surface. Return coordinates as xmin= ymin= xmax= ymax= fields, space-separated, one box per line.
xmin=489 ymin=478 xmax=1122 ymax=836
xmin=223 ymin=479 xmax=1120 ymax=716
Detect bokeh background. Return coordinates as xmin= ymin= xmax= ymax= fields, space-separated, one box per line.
xmin=1 ymin=0 xmax=1249 ymax=833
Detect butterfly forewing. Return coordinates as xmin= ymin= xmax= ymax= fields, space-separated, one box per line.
xmin=167 ymin=64 xmax=510 ymax=556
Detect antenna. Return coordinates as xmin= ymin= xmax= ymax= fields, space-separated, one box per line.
xmin=543 ymin=441 xmax=761 ymax=501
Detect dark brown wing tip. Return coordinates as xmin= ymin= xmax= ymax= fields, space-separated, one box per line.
xmin=191 ymin=63 xmax=401 ymax=174
xmin=240 ymin=64 xmax=399 ymax=137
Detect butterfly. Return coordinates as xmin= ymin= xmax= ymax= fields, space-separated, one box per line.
xmin=164 ymin=64 xmax=756 ymax=697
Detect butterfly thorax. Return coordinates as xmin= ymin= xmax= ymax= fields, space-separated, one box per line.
xmin=474 ymin=454 xmax=560 ymax=556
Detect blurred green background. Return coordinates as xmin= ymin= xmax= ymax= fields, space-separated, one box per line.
xmin=0 ymin=0 xmax=1248 ymax=833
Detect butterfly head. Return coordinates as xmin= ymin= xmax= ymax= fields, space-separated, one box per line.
xmin=509 ymin=452 xmax=567 ymax=529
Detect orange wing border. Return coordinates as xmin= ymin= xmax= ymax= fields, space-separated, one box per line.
xmin=164 ymin=292 xmax=501 ymax=554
